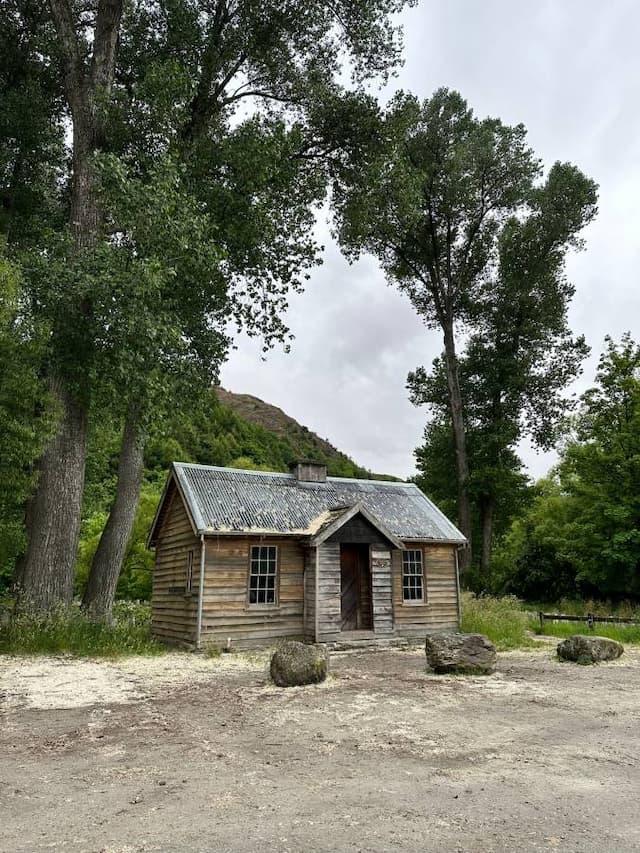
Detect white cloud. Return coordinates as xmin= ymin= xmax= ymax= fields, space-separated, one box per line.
xmin=222 ymin=0 xmax=640 ymax=481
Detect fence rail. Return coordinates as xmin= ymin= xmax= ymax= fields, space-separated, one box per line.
xmin=539 ymin=611 xmax=640 ymax=629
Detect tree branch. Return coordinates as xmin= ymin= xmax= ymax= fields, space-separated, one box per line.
xmin=91 ymin=0 xmax=123 ymax=92
xmin=48 ymin=0 xmax=87 ymax=118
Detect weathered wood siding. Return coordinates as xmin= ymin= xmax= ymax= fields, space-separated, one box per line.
xmin=326 ymin=516 xmax=390 ymax=545
xmin=392 ymin=543 xmax=459 ymax=636
xmin=371 ymin=548 xmax=394 ymax=634
xmin=200 ymin=537 xmax=305 ymax=649
xmin=151 ymin=489 xmax=199 ymax=645
xmin=303 ymin=546 xmax=316 ymax=640
xmin=316 ymin=542 xmax=341 ymax=641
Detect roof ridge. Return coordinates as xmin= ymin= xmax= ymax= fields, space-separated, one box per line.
xmin=158 ymin=462 xmax=466 ymax=544
xmin=172 ymin=461 xmax=410 ymax=487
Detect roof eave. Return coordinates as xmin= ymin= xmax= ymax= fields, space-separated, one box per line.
xmin=309 ymin=501 xmax=404 ymax=549
xmin=147 ymin=465 xmax=200 ymax=548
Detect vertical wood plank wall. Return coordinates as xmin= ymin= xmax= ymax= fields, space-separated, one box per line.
xmin=371 ymin=549 xmax=394 ymax=634
xmin=200 ymin=537 xmax=305 ymax=648
xmin=303 ymin=546 xmax=316 ymax=640
xmin=151 ymin=492 xmax=199 ymax=644
xmin=316 ymin=542 xmax=341 ymax=641
xmin=392 ymin=543 xmax=459 ymax=635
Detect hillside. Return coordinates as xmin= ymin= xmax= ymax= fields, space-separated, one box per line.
xmin=215 ymin=387 xmax=382 ymax=477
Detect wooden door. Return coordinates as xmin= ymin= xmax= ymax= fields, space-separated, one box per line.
xmin=340 ymin=546 xmax=359 ymax=631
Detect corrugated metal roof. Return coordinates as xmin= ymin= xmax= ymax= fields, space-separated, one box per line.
xmin=171 ymin=463 xmax=465 ymax=543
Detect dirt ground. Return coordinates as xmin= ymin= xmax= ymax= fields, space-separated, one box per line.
xmin=1 ymin=645 xmax=640 ymax=853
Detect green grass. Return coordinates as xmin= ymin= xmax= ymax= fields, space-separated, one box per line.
xmin=534 ymin=597 xmax=640 ymax=620
xmin=460 ymin=592 xmax=541 ymax=651
xmin=533 ymin=619 xmax=640 ymax=644
xmin=0 ymin=600 xmax=165 ymax=657
xmin=461 ymin=592 xmax=640 ymax=649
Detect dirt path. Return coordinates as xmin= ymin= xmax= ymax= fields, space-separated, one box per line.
xmin=1 ymin=647 xmax=640 ymax=852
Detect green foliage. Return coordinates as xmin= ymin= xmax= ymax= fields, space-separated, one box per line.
xmin=76 ymin=482 xmax=161 ymax=602
xmin=0 ymin=600 xmax=163 ymax=657
xmin=145 ymin=389 xmax=372 ymax=480
xmin=535 ymin=620 xmax=640 ymax=645
xmin=334 ymin=88 xmax=543 ymax=322
xmin=1 ymin=0 xmax=415 ymax=611
xmin=489 ymin=478 xmax=578 ymax=600
xmin=557 ymin=335 xmax=640 ymax=597
xmin=538 ymin=598 xmax=640 ymax=619
xmin=333 ymin=86 xmax=596 ymax=578
xmin=460 ymin=592 xmax=540 ymax=650
xmin=0 ymin=256 xmax=53 ymax=587
xmin=492 ymin=335 xmax=640 ymax=601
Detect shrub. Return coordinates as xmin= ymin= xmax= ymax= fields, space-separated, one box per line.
xmin=0 ymin=600 xmax=164 ymax=657
xmin=460 ymin=592 xmax=540 ymax=651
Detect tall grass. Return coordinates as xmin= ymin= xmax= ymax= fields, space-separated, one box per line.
xmin=460 ymin=592 xmax=540 ymax=650
xmin=461 ymin=593 xmax=640 ymax=648
xmin=537 ymin=598 xmax=640 ymax=620
xmin=0 ymin=600 xmax=165 ymax=657
xmin=534 ymin=619 xmax=640 ymax=644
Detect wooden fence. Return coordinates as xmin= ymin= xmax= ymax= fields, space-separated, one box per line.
xmin=539 ymin=612 xmax=640 ymax=630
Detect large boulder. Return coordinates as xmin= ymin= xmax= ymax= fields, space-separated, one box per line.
xmin=557 ymin=634 xmax=623 ymax=664
xmin=425 ymin=632 xmax=497 ymax=675
xmin=270 ymin=641 xmax=328 ymax=687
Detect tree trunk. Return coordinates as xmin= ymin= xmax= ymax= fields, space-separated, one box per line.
xmin=442 ymin=320 xmax=473 ymax=570
xmin=479 ymin=496 xmax=494 ymax=578
xmin=82 ymin=408 xmax=145 ymax=620
xmin=17 ymin=376 xmax=88 ymax=610
xmin=16 ymin=135 xmax=97 ymax=609
xmin=15 ymin=1 xmax=124 ymax=612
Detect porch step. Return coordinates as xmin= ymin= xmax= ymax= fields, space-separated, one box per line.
xmin=323 ymin=636 xmax=414 ymax=653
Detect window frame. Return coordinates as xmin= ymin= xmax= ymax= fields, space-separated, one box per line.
xmin=401 ymin=548 xmax=426 ymax=605
xmin=246 ymin=544 xmax=279 ymax=608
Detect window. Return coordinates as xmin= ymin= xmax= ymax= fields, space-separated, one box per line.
xmin=186 ymin=549 xmax=194 ymax=593
xmin=248 ymin=546 xmax=277 ymax=605
xmin=402 ymin=550 xmax=424 ymax=602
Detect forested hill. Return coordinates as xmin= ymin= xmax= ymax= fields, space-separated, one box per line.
xmin=138 ymin=386 xmax=389 ymax=481
xmin=215 ymin=387 xmax=384 ymax=478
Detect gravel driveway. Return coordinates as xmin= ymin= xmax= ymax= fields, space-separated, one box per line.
xmin=1 ymin=645 xmax=639 ymax=852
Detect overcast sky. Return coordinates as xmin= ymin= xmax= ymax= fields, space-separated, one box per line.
xmin=221 ymin=0 xmax=640 ymax=480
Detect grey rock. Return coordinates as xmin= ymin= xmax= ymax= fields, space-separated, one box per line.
xmin=270 ymin=641 xmax=328 ymax=687
xmin=557 ymin=634 xmax=623 ymax=664
xmin=425 ymin=632 xmax=497 ymax=675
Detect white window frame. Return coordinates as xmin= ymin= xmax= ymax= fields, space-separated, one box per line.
xmin=402 ymin=549 xmax=425 ymax=604
xmin=247 ymin=545 xmax=278 ymax=607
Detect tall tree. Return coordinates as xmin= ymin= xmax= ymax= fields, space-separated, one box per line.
xmin=0 ymin=256 xmax=53 ymax=588
xmin=13 ymin=0 xmax=125 ymax=610
xmin=333 ymin=88 xmax=597 ymax=567
xmin=492 ymin=336 xmax=640 ymax=601
xmin=409 ymin=159 xmax=594 ymax=575
xmin=8 ymin=0 xmax=412 ymax=612
xmin=558 ymin=334 xmax=640 ymax=597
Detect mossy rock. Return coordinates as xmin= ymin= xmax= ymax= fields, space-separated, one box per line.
xmin=270 ymin=641 xmax=328 ymax=687
xmin=557 ymin=635 xmax=623 ymax=664
xmin=425 ymin=632 xmax=497 ymax=675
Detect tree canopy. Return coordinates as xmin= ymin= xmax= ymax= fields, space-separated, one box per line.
xmin=492 ymin=335 xmax=640 ymax=601
xmin=333 ymin=87 xmax=597 ymax=570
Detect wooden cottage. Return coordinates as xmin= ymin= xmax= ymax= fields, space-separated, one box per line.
xmin=148 ymin=461 xmax=466 ymax=649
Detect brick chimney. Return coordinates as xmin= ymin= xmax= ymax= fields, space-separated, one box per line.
xmin=289 ymin=461 xmax=327 ymax=483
